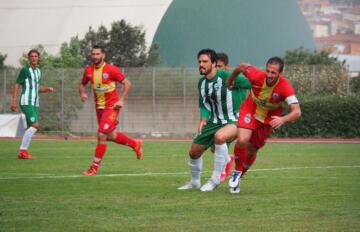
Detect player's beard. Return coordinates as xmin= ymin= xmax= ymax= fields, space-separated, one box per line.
xmin=92 ymin=57 xmax=104 ymax=67
xmin=199 ymin=66 xmax=211 ymax=75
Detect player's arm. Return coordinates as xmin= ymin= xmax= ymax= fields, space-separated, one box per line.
xmin=11 ymin=84 xmax=21 ymax=112
xmin=227 ymin=63 xmax=251 ymax=88
xmin=270 ymin=96 xmax=301 ymax=129
xmin=113 ymin=78 xmax=131 ymax=109
xmin=39 ymin=85 xmax=54 ymax=93
xmin=79 ymin=84 xmax=88 ymax=102
xmin=197 ymin=81 xmax=210 ymax=134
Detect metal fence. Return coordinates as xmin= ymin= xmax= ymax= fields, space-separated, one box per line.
xmin=0 ymin=65 xmax=351 ymax=137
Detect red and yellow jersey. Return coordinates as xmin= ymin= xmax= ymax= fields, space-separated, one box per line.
xmin=242 ymin=65 xmax=298 ymax=125
xmin=81 ymin=63 xmax=125 ymax=109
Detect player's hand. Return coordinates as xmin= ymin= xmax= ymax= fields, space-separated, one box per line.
xmin=270 ymin=116 xmax=285 ymax=129
xmin=10 ymin=102 xmax=17 ymax=112
xmin=80 ymin=93 xmax=88 ymax=102
xmin=197 ymin=118 xmax=207 ymax=134
xmin=113 ymin=99 xmax=124 ymax=110
xmin=226 ymin=79 xmax=234 ymax=89
xmin=47 ymin=87 xmax=54 ymax=93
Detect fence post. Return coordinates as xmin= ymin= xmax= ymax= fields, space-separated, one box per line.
xmin=346 ymin=65 xmax=350 ymax=95
xmin=152 ymin=67 xmax=156 ymax=133
xmin=61 ymin=69 xmax=65 ymax=138
xmin=120 ymin=67 xmax=125 ymax=131
xmin=3 ymin=69 xmax=6 ymax=98
xmin=182 ymin=67 xmax=187 ymax=135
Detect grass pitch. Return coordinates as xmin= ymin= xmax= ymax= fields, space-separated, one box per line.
xmin=0 ymin=140 xmax=359 ymax=232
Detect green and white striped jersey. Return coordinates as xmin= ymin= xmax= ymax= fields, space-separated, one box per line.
xmin=198 ymin=69 xmax=251 ymax=124
xmin=16 ymin=64 xmax=42 ymax=107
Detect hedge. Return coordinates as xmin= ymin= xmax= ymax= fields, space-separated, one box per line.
xmin=272 ymin=95 xmax=360 ymax=138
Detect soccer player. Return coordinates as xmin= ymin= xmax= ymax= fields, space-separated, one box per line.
xmin=178 ymin=49 xmax=250 ymax=192
xmin=79 ymin=45 xmax=142 ymax=175
xmin=226 ymin=57 xmax=301 ymax=193
xmin=11 ymin=49 xmax=54 ymax=159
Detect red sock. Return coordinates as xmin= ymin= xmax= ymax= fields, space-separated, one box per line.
xmin=91 ymin=143 xmax=107 ymax=170
xmin=114 ymin=132 xmax=136 ymax=148
xmin=242 ymin=153 xmax=257 ymax=175
xmin=234 ymin=143 xmax=247 ymax=173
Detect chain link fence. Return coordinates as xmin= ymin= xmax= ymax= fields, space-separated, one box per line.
xmin=0 ymin=65 xmax=351 ymax=137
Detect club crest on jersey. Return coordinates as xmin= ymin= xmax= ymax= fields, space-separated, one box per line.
xmin=213 ymin=83 xmax=220 ymax=91
xmin=244 ymin=113 xmax=251 ymax=124
xmin=103 ymin=73 xmax=109 ymax=79
xmin=272 ymin=93 xmax=279 ymax=100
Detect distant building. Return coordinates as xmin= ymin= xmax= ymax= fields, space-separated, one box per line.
xmin=316 ymin=35 xmax=360 ymax=55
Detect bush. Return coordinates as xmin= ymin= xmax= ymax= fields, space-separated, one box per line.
xmin=350 ymin=76 xmax=360 ymax=94
xmin=272 ymin=95 xmax=360 ymax=138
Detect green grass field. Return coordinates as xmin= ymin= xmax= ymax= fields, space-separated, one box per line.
xmin=0 ymin=140 xmax=359 ymax=232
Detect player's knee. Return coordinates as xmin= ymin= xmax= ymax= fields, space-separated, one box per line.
xmin=97 ymin=132 xmax=108 ymax=142
xmin=237 ymin=137 xmax=249 ymax=148
xmin=31 ymin=123 xmax=39 ymax=129
xmin=214 ymin=133 xmax=227 ymax=144
xmin=189 ymin=153 xmax=201 ymax=159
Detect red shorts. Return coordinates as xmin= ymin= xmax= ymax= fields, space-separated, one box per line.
xmin=237 ymin=102 xmax=272 ymax=149
xmin=96 ymin=108 xmax=120 ymax=133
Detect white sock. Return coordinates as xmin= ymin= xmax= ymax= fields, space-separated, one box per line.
xmin=188 ymin=157 xmax=203 ymax=183
xmin=211 ymin=144 xmax=228 ymax=183
xmin=20 ymin=127 xmax=37 ymax=150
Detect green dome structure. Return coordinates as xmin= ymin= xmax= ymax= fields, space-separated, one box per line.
xmin=152 ymin=0 xmax=315 ymax=67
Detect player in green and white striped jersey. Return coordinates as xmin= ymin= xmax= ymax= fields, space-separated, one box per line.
xmin=11 ymin=49 xmax=54 ymax=159
xmin=178 ymin=49 xmax=250 ymax=192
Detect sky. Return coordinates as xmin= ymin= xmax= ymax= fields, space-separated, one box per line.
xmin=0 ymin=0 xmax=172 ymax=66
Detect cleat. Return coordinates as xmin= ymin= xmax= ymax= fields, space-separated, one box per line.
xmin=228 ymin=170 xmax=241 ymax=188
xmin=82 ymin=167 xmax=97 ymax=176
xmin=200 ymin=178 xmax=220 ymax=192
xmin=133 ymin=140 xmax=143 ymax=159
xmin=230 ymin=185 xmax=240 ymax=194
xmin=178 ymin=181 xmax=201 ymax=190
xmin=17 ymin=149 xmax=35 ymax=159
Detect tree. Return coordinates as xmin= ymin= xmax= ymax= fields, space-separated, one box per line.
xmin=80 ymin=20 xmax=159 ymax=67
xmin=0 ymin=52 xmax=7 ymax=69
xmin=283 ymin=47 xmax=345 ymax=66
xmin=20 ymin=38 xmax=82 ymax=68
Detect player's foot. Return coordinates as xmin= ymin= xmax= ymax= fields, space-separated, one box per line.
xmin=230 ymin=184 xmax=240 ymax=194
xmin=17 ymin=149 xmax=35 ymax=159
xmin=82 ymin=167 xmax=97 ymax=176
xmin=200 ymin=178 xmax=220 ymax=192
xmin=133 ymin=140 xmax=143 ymax=159
xmin=228 ymin=170 xmax=242 ymax=188
xmin=178 ymin=180 xmax=201 ymax=190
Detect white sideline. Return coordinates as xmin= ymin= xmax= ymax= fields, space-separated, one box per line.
xmin=0 ymin=165 xmax=359 ymax=180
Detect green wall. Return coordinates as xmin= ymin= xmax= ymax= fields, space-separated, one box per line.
xmin=152 ymin=0 xmax=316 ymax=67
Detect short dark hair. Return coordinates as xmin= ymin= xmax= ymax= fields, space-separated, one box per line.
xmin=216 ymin=52 xmax=229 ymax=65
xmin=28 ymin=49 xmax=40 ymax=57
xmin=266 ymin=56 xmax=284 ymax=73
xmin=92 ymin=45 xmax=105 ymax=53
xmin=197 ymin=48 xmax=217 ymax=63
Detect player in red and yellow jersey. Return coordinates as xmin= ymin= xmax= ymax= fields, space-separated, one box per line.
xmin=79 ymin=45 xmax=142 ymax=176
xmin=226 ymin=57 xmax=301 ymax=193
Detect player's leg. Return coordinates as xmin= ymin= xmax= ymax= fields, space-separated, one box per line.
xmin=18 ymin=105 xmax=39 ymax=159
xmin=179 ymin=123 xmax=216 ymax=190
xmin=201 ymin=124 xmax=237 ymax=191
xmin=178 ymin=143 xmax=206 ymax=190
xmin=83 ymin=132 xmax=108 ymax=176
xmin=229 ymin=127 xmax=253 ymax=188
xmin=83 ymin=109 xmax=108 ymax=175
xmin=105 ymin=109 xmax=142 ymax=159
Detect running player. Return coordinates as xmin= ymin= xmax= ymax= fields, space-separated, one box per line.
xmin=80 ymin=45 xmax=142 ymax=175
xmin=178 ymin=49 xmax=250 ymax=192
xmin=11 ymin=49 xmax=54 ymax=159
xmin=226 ymin=57 xmax=301 ymax=193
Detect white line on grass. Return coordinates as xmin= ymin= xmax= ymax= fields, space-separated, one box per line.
xmin=0 ymin=165 xmax=359 ymax=180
